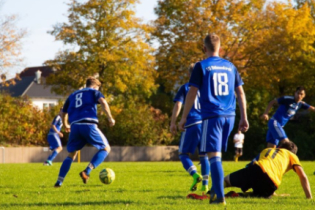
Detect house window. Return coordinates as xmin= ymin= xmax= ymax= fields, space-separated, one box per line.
xmin=43 ymin=103 xmax=48 ymax=109
xmin=49 ymin=103 xmax=55 ymax=109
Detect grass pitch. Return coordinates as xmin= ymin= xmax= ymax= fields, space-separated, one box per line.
xmin=1 ymin=161 xmax=315 ymax=209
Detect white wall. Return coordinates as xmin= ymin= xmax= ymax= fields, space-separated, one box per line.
xmin=31 ymin=98 xmax=60 ymax=110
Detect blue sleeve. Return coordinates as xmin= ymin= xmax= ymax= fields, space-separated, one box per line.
xmin=173 ymin=85 xmax=185 ymax=103
xmin=189 ymin=62 xmax=203 ymax=89
xmin=62 ymin=97 xmax=70 ymax=113
xmin=277 ymin=97 xmax=286 ymax=105
xmin=301 ymin=102 xmax=310 ymax=110
xmin=95 ymin=90 xmax=105 ymax=104
xmin=234 ymin=68 xmax=244 ymax=87
xmin=51 ymin=116 xmax=57 ymax=126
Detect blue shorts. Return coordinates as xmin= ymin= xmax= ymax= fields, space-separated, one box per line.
xmin=67 ymin=123 xmax=109 ymax=153
xmin=47 ymin=133 xmax=62 ymax=150
xmin=266 ymin=119 xmax=287 ymax=146
xmin=200 ymin=116 xmax=235 ymax=153
xmin=179 ymin=123 xmax=202 ymax=154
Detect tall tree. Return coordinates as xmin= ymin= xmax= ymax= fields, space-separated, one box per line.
xmin=0 ymin=13 xmax=26 ymax=82
xmin=153 ymin=0 xmax=266 ymax=92
xmin=153 ymin=0 xmax=315 ymax=97
xmin=45 ymin=0 xmax=157 ymax=100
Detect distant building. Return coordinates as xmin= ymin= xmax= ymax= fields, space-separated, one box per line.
xmin=0 ymin=66 xmax=65 ymax=110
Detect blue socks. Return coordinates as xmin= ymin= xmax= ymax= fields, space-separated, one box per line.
xmin=179 ymin=154 xmax=197 ymax=175
xmin=85 ymin=150 xmax=108 ymax=175
xmin=210 ymin=156 xmax=224 ymax=199
xmin=57 ymin=157 xmax=73 ymax=184
xmin=47 ymin=150 xmax=58 ymax=162
xmin=200 ymin=155 xmax=210 ymax=186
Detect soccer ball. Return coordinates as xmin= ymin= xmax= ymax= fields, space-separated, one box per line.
xmin=99 ymin=168 xmax=115 ymax=184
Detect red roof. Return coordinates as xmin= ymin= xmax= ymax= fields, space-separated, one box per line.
xmin=19 ymin=66 xmax=55 ymax=78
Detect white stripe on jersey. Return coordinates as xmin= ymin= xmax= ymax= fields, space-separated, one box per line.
xmin=187 ymin=165 xmax=197 ymax=173
xmin=273 ymin=120 xmax=284 ymax=138
xmin=179 ymin=131 xmax=186 ymax=153
xmin=201 ymin=120 xmax=208 ymax=152
xmin=96 ymin=127 xmax=109 ymax=147
xmin=185 ymin=121 xmax=202 ymax=128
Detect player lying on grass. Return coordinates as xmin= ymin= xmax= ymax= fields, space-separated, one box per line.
xmin=170 ymin=64 xmax=210 ymax=193
xmin=210 ymin=141 xmax=312 ymax=200
xmin=261 ymin=86 xmax=315 ymax=148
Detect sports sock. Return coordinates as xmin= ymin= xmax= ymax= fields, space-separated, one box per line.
xmin=246 ymin=154 xmax=260 ymax=167
xmin=199 ymin=155 xmax=210 ymax=186
xmin=85 ymin=150 xmax=108 ymax=175
xmin=57 ymin=157 xmax=73 ymax=183
xmin=210 ymin=156 xmax=224 ymax=199
xmin=179 ymin=154 xmax=196 ymax=175
xmin=47 ymin=150 xmax=58 ymax=162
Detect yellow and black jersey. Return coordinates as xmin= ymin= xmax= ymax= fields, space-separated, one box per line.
xmin=255 ymin=148 xmax=301 ymax=187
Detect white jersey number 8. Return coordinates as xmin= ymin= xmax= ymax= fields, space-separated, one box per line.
xmin=75 ymin=93 xmax=83 ymax=108
xmin=213 ymin=73 xmax=229 ymax=96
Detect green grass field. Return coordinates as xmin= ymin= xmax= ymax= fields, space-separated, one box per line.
xmin=1 ymin=161 xmax=315 ymax=210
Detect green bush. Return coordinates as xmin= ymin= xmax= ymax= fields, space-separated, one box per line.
xmin=101 ymin=101 xmax=173 ymax=146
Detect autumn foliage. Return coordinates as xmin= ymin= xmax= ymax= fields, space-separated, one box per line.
xmin=2 ymin=0 xmax=315 ymax=158
xmin=0 ymin=94 xmax=62 ymax=146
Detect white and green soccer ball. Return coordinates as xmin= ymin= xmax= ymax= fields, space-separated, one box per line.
xmin=99 ymin=168 xmax=115 ymax=184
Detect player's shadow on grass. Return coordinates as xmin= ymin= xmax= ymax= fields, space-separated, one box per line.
xmin=0 ymin=200 xmax=135 ymax=208
xmin=157 ymin=195 xmax=185 ymax=200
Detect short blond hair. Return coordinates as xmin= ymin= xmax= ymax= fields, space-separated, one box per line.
xmin=86 ymin=76 xmax=101 ymax=87
xmin=204 ymin=33 xmax=220 ymax=52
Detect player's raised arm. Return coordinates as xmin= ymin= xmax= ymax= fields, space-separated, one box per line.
xmin=294 ymin=165 xmax=312 ymax=199
xmin=170 ymin=101 xmax=182 ymax=135
xmin=98 ymin=97 xmax=115 ymax=127
xmin=261 ymin=99 xmax=278 ymax=121
xmin=178 ymin=87 xmax=197 ymax=131
xmin=307 ymin=105 xmax=315 ymax=112
xmin=235 ymin=86 xmax=249 ymax=132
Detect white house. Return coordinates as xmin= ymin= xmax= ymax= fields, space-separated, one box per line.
xmin=0 ymin=66 xmax=65 ymax=110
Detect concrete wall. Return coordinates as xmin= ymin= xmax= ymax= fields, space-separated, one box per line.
xmin=0 ymin=146 xmax=199 ymax=163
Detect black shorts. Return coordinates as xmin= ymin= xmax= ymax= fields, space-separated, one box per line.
xmin=235 ymin=147 xmax=243 ymax=155
xmin=229 ymin=164 xmax=277 ymax=198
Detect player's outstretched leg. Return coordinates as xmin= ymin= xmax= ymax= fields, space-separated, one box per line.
xmin=179 ymin=154 xmax=202 ymax=191
xmin=44 ymin=147 xmax=62 ymax=166
xmin=54 ymin=156 xmax=74 ymax=187
xmin=199 ymin=154 xmax=210 ymax=193
xmin=80 ymin=149 xmax=109 ymax=184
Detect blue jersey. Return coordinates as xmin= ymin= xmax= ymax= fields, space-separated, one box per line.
xmin=173 ymin=83 xmax=202 ymax=127
xmin=189 ymin=56 xmax=244 ymax=119
xmin=272 ymin=96 xmax=310 ymax=126
xmin=49 ymin=115 xmax=63 ymax=133
xmin=63 ymin=88 xmax=105 ymax=124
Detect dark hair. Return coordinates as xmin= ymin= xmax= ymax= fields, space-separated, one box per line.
xmin=278 ymin=141 xmax=298 ymax=154
xmin=204 ymin=33 xmax=220 ymax=52
xmin=296 ymin=86 xmax=306 ymax=92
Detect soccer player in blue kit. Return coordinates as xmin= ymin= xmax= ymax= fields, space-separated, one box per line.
xmin=44 ymin=107 xmax=63 ymax=166
xmin=261 ymin=86 xmax=315 ymax=148
xmin=54 ymin=76 xmax=115 ymax=187
xmin=170 ymin=64 xmax=210 ymax=193
xmin=179 ymin=33 xmax=249 ymax=205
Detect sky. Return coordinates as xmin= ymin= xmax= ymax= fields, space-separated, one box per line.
xmin=1 ymin=0 xmax=158 ymax=78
